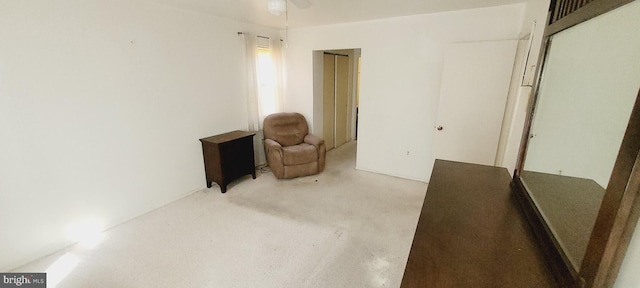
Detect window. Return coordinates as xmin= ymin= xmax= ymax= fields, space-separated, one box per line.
xmin=243 ymin=34 xmax=282 ymax=131
xmin=257 ymin=48 xmax=278 ymax=117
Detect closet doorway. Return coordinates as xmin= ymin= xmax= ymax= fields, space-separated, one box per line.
xmin=314 ymin=49 xmax=360 ymax=151
xmin=323 ymin=52 xmax=349 ymax=150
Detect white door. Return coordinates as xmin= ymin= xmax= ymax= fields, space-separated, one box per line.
xmin=434 ymin=40 xmax=518 ymax=166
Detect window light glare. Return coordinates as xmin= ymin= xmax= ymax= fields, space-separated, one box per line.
xmin=257 ymin=49 xmax=278 ymax=117
xmin=46 ymin=252 xmax=80 ymax=288
xmin=65 ymin=219 xmax=105 ymax=249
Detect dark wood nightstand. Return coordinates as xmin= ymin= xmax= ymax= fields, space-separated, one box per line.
xmin=199 ymin=130 xmax=256 ymax=193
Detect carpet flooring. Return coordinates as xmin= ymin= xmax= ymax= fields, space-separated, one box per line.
xmin=14 ymin=141 xmax=428 ymax=288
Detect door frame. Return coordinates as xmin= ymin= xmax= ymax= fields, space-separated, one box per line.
xmin=312 ymin=49 xmax=361 ymax=149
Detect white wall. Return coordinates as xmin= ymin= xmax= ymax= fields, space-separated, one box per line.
xmin=0 ymin=0 xmax=278 ymax=271
xmin=284 ymin=4 xmax=526 ymax=181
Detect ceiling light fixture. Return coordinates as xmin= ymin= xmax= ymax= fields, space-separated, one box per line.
xmin=267 ymin=0 xmax=287 ymax=16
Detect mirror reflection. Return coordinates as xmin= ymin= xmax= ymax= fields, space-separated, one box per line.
xmin=521 ymin=1 xmax=640 ymax=271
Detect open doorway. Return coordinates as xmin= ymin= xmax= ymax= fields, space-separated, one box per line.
xmin=312 ymin=49 xmax=361 ymax=151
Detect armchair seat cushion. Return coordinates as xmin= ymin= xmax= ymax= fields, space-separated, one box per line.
xmin=283 ymin=143 xmax=318 ymax=165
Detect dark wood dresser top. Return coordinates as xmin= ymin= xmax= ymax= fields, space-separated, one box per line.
xmin=400 ymin=160 xmax=557 ymax=288
xmin=199 ymin=130 xmax=255 ymax=144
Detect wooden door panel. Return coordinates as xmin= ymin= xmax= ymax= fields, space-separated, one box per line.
xmin=323 ymin=54 xmax=335 ymax=150
xmin=335 ymin=55 xmax=349 ymax=147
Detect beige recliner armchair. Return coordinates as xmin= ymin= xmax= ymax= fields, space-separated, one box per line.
xmin=263 ymin=112 xmax=326 ymax=179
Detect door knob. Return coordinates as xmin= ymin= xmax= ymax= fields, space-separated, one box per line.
xmin=436 ymin=126 xmax=443 ymax=131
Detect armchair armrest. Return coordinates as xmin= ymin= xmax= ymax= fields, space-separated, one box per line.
xmin=264 ymin=138 xmax=285 ymax=178
xmin=264 ymin=139 xmax=283 ymax=152
xmin=304 ymin=134 xmax=324 ymax=147
xmin=304 ymin=134 xmax=326 ymax=172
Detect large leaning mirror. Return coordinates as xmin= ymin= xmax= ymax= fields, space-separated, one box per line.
xmin=516 ymin=0 xmax=640 ymax=286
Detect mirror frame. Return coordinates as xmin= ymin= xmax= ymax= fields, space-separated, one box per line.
xmin=511 ymin=0 xmax=640 ymax=287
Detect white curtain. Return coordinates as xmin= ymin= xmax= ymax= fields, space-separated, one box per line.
xmin=244 ymin=34 xmax=261 ymax=131
xmin=243 ymin=33 xmax=284 ymax=165
xmin=270 ymin=38 xmax=285 ymax=118
xmin=243 ymin=33 xmax=284 ymax=131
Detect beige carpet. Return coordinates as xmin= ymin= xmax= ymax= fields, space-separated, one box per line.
xmin=14 ymin=141 xmax=428 ymax=288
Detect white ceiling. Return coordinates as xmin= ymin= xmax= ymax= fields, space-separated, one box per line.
xmin=148 ymin=0 xmax=529 ymax=29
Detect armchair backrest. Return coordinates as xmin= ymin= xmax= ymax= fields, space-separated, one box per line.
xmin=263 ymin=112 xmax=309 ymax=146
